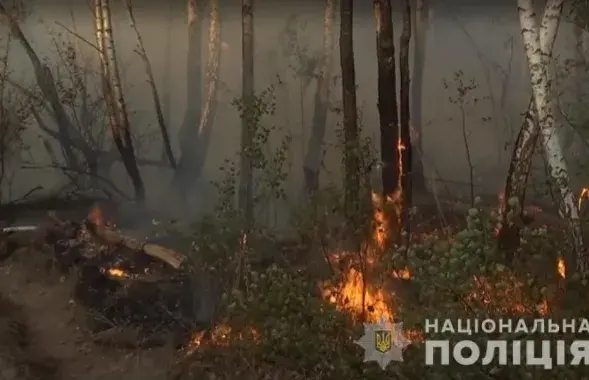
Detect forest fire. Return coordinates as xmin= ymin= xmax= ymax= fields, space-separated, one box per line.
xmin=322 ymin=187 xmax=561 ymax=331
xmin=467 ymin=275 xmax=550 ymax=317
xmin=186 ymin=324 xmax=260 ymax=354
xmin=322 ymin=266 xmax=394 ymax=323
xmin=320 ymin=193 xmax=409 ymax=325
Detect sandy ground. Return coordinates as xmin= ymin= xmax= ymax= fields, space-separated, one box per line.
xmin=0 ymin=247 xmax=177 ymax=380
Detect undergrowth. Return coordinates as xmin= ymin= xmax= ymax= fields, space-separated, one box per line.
xmin=170 ymin=86 xmax=589 ymax=380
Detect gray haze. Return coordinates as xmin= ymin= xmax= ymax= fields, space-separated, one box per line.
xmin=2 ymin=1 xmax=587 ymax=221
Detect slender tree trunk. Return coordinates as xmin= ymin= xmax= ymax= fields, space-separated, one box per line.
xmin=410 ymin=0 xmax=428 ymax=192
xmin=191 ymin=0 xmax=221 ymax=180
xmin=570 ymin=23 xmax=586 ymax=163
xmin=0 ymin=3 xmax=82 ymax=170
xmin=239 ymin=0 xmax=254 ymax=227
xmin=500 ymin=0 xmax=563 ymax=250
xmin=161 ymin=1 xmax=173 ymax=163
xmin=124 ymin=0 xmax=176 ymax=169
xmin=373 ymin=0 xmax=399 ymax=200
xmin=399 ymin=0 xmax=412 ymax=240
xmin=373 ymin=0 xmax=400 ymax=244
xmin=340 ymin=0 xmax=360 ymax=224
xmin=175 ymin=0 xmax=203 ymax=197
xmin=302 ymin=0 xmax=336 ymax=198
xmin=517 ymin=0 xmax=586 ymax=272
xmin=96 ymin=0 xmax=145 ymax=203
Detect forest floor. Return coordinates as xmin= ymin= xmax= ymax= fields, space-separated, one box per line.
xmin=0 ymin=188 xmax=563 ymax=380
xmin=0 ymin=246 xmax=177 ymax=380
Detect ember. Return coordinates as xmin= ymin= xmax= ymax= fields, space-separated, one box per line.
xmin=103 ymin=267 xmax=130 ymax=278
xmin=88 ymin=203 xmax=104 ymax=227
xmin=186 ymin=324 xmax=260 ymax=354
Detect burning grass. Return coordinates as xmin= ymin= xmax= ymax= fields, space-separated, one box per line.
xmin=2 ymin=196 xmax=581 ymax=380
xmin=171 ymin=190 xmax=585 ymax=379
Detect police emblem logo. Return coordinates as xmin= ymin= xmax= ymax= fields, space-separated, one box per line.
xmin=375 ymin=330 xmax=392 ymax=353
xmin=356 ymin=317 xmax=411 ymax=370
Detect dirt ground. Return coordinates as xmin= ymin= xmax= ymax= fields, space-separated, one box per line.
xmin=0 ymin=246 xmax=178 ymax=380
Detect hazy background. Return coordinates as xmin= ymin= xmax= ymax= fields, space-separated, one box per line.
xmin=2 ymin=0 xmax=588 ymax=221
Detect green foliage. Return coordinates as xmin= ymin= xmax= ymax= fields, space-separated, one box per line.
xmin=182 ymin=180 xmax=589 ymax=379
xmin=230 ymin=84 xmax=292 ymax=214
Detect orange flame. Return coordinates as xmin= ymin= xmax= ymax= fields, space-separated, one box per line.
xmin=578 ymin=188 xmax=589 ymax=210
xmin=371 ymin=191 xmax=402 ymax=249
xmin=105 ymin=268 xmax=129 ymax=278
xmin=186 ymin=324 xmax=260 ymax=354
xmin=322 ymin=267 xmax=393 ymax=323
xmin=557 ymin=258 xmax=566 ymax=279
xmin=392 ymin=268 xmax=411 ymax=280
xmin=321 ymin=190 xmax=414 ymax=325
xmin=371 ymin=192 xmax=388 ymax=249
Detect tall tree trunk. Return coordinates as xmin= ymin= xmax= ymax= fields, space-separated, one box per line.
xmin=239 ymin=0 xmax=254 ymax=227
xmin=302 ymin=0 xmax=336 ymax=198
xmin=410 ymin=0 xmax=428 ymax=192
xmin=124 ymin=0 xmax=176 ymax=169
xmin=373 ymin=0 xmax=399 ymax=201
xmin=500 ymin=0 xmax=563 ymax=250
xmin=191 ymin=0 xmax=221 ymax=181
xmin=399 ymin=0 xmax=412 ymax=240
xmin=570 ymin=23 xmax=586 ymax=163
xmin=373 ymin=0 xmax=400 ymax=244
xmin=175 ymin=0 xmax=203 ymax=197
xmin=96 ymin=0 xmax=145 ymax=203
xmin=340 ymin=0 xmax=360 ymax=224
xmin=161 ymin=0 xmax=173 ymax=163
xmin=517 ymin=0 xmax=586 ymax=272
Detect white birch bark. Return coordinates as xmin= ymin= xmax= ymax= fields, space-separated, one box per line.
xmin=501 ymin=0 xmax=563 ymax=248
xmin=100 ymin=0 xmax=128 ymax=138
xmin=518 ymin=0 xmax=586 ymax=271
xmin=515 ymin=0 xmax=563 ymax=159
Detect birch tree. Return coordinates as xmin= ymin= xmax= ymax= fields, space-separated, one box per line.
xmin=302 ymin=0 xmax=335 ymax=198
xmin=192 ymin=0 xmax=221 ymax=181
xmin=516 ymin=0 xmax=586 ymax=272
xmin=173 ymin=0 xmax=203 ymax=197
xmin=95 ymin=0 xmax=145 ymax=203
xmin=173 ymin=0 xmax=221 ymax=195
xmin=500 ymin=0 xmax=562 ymax=248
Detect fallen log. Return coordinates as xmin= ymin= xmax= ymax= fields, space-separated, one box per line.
xmin=2 ymin=211 xmax=213 ymax=344
xmin=84 ymin=221 xmax=186 ymax=269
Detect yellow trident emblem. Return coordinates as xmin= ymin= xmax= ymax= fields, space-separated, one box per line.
xmin=375 ymin=330 xmax=392 ymax=353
